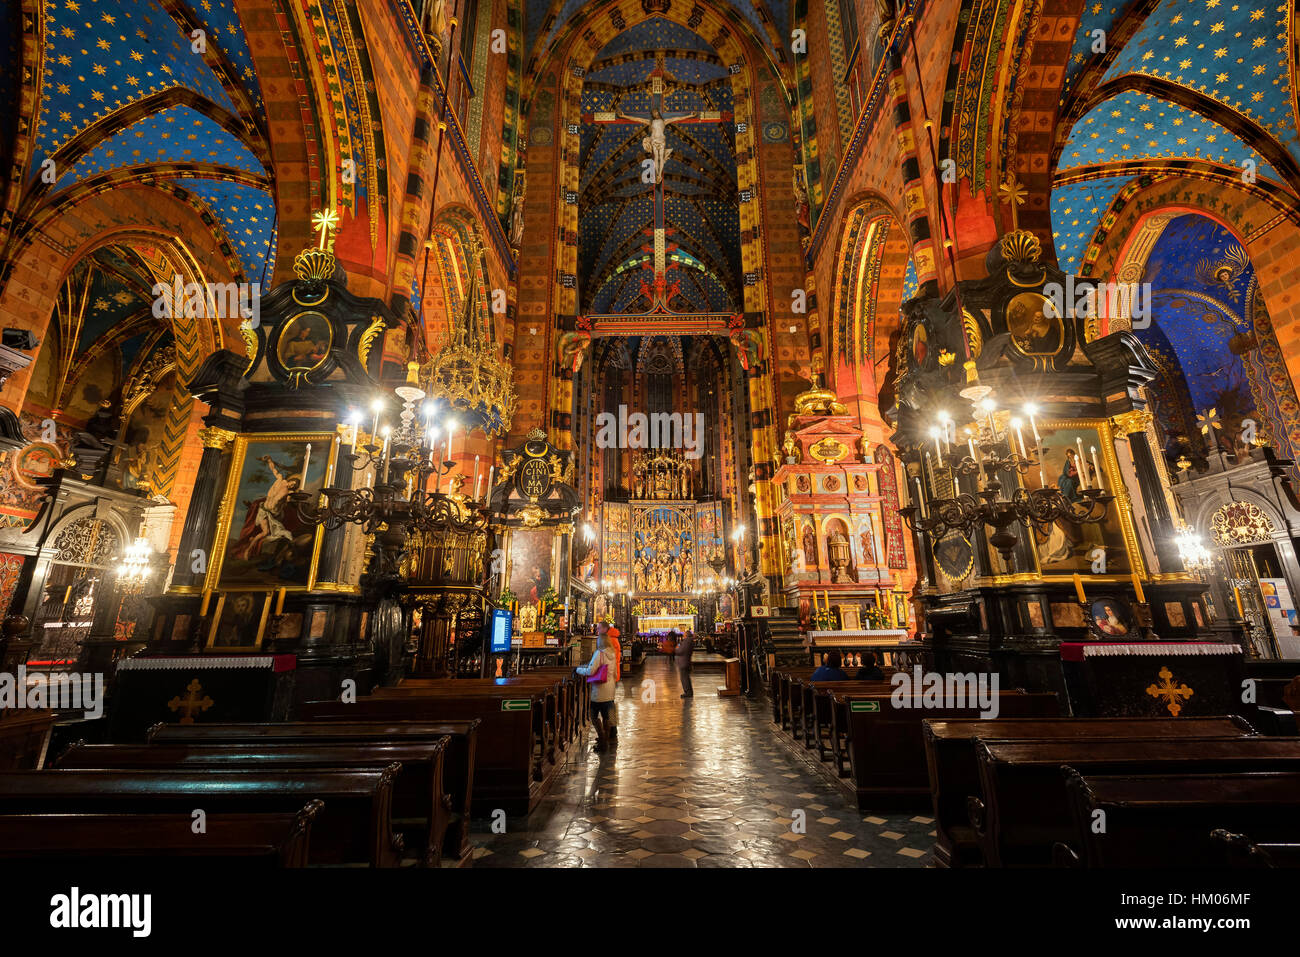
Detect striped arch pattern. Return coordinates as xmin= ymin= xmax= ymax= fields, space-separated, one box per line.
xmin=887 ymin=58 xmax=937 ymax=286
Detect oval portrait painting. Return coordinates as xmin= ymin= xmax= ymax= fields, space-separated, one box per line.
xmin=278 ymin=312 xmax=332 ymax=373
xmin=1005 ymin=292 xmax=1063 ymax=357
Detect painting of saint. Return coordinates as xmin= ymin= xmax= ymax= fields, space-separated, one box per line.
xmin=1089 ymin=598 xmax=1133 ymax=638
xmin=507 ymin=528 xmax=554 ymax=606
xmin=1027 ymin=425 xmax=1130 ymax=574
xmin=207 ymin=592 xmax=270 ymax=649
xmin=1006 ymin=292 xmax=1063 ymax=356
xmin=278 ymin=313 xmax=332 ymax=372
xmin=214 ymin=437 xmax=331 ymax=589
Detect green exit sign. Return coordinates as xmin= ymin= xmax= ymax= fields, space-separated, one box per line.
xmin=501 ymin=699 xmax=531 ymax=712
xmin=850 ymin=701 xmax=881 ymax=713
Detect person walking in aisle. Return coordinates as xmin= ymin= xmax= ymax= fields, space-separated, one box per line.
xmin=676 ymin=628 xmax=695 ymax=698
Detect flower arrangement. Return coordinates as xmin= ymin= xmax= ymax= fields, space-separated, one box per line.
xmin=496 ymin=588 xmax=517 ymax=609
xmin=864 ymin=604 xmax=892 ymax=629
xmin=538 ymin=587 xmax=562 ymax=634
xmin=811 ymin=609 xmax=835 ymax=631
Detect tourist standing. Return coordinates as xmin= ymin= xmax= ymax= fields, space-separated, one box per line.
xmin=676 ymin=628 xmax=695 ymax=698
xmin=577 ymin=631 xmax=619 ymax=752
xmin=605 ymin=626 xmax=622 ymax=743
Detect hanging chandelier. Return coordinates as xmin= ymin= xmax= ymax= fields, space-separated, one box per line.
xmin=421 ymin=270 xmax=517 ymax=436
xmin=1174 ymin=524 xmax=1213 ymax=572
xmin=116 ymin=535 xmax=154 ymax=593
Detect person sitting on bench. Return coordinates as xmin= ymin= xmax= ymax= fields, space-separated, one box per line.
xmin=810 ymin=651 xmax=848 ymax=682
xmin=854 ymin=652 xmax=884 ymax=681
xmin=577 ymin=632 xmax=619 ymax=752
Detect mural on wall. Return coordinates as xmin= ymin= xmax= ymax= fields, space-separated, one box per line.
xmin=875 ymin=446 xmax=907 ymax=568
xmin=109 ymin=369 xmax=178 ymax=492
xmin=1136 ymin=215 xmax=1300 ymax=472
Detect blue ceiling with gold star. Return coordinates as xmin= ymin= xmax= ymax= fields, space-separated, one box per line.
xmin=1060 ymin=91 xmax=1281 ymax=177
xmin=1099 ymin=0 xmax=1297 ymax=160
xmin=1051 ymin=0 xmax=1299 ymax=276
xmin=19 ymin=0 xmax=273 ymax=283
xmin=579 ymin=18 xmax=741 ymax=314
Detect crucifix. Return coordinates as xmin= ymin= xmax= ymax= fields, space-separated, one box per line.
xmin=584 ymin=52 xmax=732 ymax=308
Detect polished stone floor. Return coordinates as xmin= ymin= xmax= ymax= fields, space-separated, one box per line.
xmin=468 ymin=658 xmax=935 ymax=867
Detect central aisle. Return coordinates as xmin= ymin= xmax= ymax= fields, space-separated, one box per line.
xmin=470 ymin=658 xmax=935 ymax=867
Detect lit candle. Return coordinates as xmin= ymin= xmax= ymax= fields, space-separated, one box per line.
xmin=1090 ymin=446 xmax=1105 ymax=492
xmin=370 ymin=402 xmax=381 ymax=443
xmin=1075 ymin=437 xmax=1090 ymax=487
xmin=1131 ymin=573 xmax=1146 ymax=604
xmin=1027 ymin=407 xmax=1041 ymax=445
xmin=1012 ymin=419 xmax=1027 ymax=459
xmin=274 ymin=587 xmax=286 ymax=615
xmin=967 ymin=435 xmax=978 ymax=464
xmin=473 ymin=455 xmax=482 ymax=499
xmin=200 ymin=589 xmax=212 ymax=616
xmin=914 ymin=477 xmax=927 ymax=517
xmin=931 ymin=428 xmax=944 ymax=468
xmin=1073 ymin=573 xmax=1086 ymax=603
xmin=380 ymin=428 xmax=391 ymax=484
xmin=485 ymin=464 xmax=495 ymax=503
xmin=301 ymin=443 xmax=311 ymax=485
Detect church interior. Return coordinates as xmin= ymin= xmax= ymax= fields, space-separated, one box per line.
xmin=3 ymin=0 xmax=1300 ymax=894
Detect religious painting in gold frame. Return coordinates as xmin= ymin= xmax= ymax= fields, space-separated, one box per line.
xmin=1022 ymin=419 xmax=1141 ymax=578
xmin=277 ymin=311 xmax=333 ymax=374
xmin=206 ymin=432 xmax=338 ymax=591
xmin=1005 ymin=292 xmax=1064 ymax=360
xmin=205 ymin=591 xmax=271 ymax=651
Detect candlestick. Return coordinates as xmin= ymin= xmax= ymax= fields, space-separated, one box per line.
xmin=1131 ymin=573 xmax=1146 ymax=604
xmin=1073 ymin=573 xmax=1086 ymax=603
xmin=914 ymin=477 xmax=927 ymax=518
xmin=485 ymin=464 xmax=495 ymax=503
xmin=1233 ymin=586 xmax=1245 ymax=617
xmin=1013 ymin=422 xmax=1027 ymax=460
xmin=933 ymin=431 xmax=944 ymax=468
xmin=473 ymin=455 xmax=482 ymax=499
xmin=1090 ymin=446 xmax=1105 ymax=492
xmin=370 ymin=404 xmax=381 ymax=443
xmin=1075 ymin=437 xmax=1090 ymax=487
xmin=200 ymin=589 xmax=212 ymax=616
xmin=301 ymin=443 xmax=311 ymax=485
xmin=380 ymin=430 xmax=391 ymax=484
xmin=274 ymin=587 xmax=286 ymax=615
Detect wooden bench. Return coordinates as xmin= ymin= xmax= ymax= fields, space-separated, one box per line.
xmin=0 ymin=767 xmax=403 ymax=867
xmin=0 ymin=804 xmax=322 ymax=867
xmin=1062 ymin=770 xmax=1300 ymax=867
xmin=147 ymin=720 xmax=478 ymax=861
xmin=797 ymin=679 xmax=896 ymax=761
xmin=922 ymin=716 xmax=1254 ymax=867
xmin=384 ymin=677 xmax=566 ymax=761
xmin=0 ymin=710 xmax=55 ymax=770
xmin=56 ymin=739 xmax=450 ymax=867
xmin=1210 ymin=829 xmax=1300 ymax=868
xmin=299 ymin=694 xmax=550 ymax=815
xmin=973 ymin=736 xmax=1300 ymax=867
xmin=365 ymin=684 xmax=555 ymax=773
xmin=834 ymin=690 xmax=1060 ymax=811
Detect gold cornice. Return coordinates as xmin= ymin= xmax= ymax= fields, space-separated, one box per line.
xmin=1111 ymin=409 xmax=1154 ymax=435
xmin=198 ymin=427 xmax=237 ymax=450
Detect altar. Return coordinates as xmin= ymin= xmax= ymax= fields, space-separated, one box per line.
xmin=637 ymin=614 xmax=696 ymax=635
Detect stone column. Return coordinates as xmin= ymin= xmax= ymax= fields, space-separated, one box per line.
xmin=1112 ymin=409 xmax=1182 ymax=573
xmin=169 ymin=425 xmax=236 ymax=591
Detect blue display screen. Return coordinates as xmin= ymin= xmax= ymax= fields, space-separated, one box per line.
xmin=490 ymin=608 xmax=513 ymax=654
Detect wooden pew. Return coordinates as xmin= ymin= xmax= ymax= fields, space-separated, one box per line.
xmin=973 ymin=736 xmax=1300 ymax=867
xmin=1062 ymin=770 xmax=1300 ymax=867
xmin=0 ymin=767 xmax=403 ymax=867
xmin=1210 ymin=829 xmax=1300 ymax=868
xmin=299 ymin=694 xmax=549 ymax=815
xmin=833 ymin=690 xmax=1060 ymax=811
xmin=922 ymin=716 xmax=1254 ymax=867
xmin=366 ymin=683 xmax=555 ymax=772
xmin=0 ymin=710 xmax=55 ymax=770
xmin=55 ymin=739 xmax=450 ymax=867
xmin=148 ymin=720 xmax=478 ymax=862
xmin=797 ymin=679 xmax=896 ymax=761
xmin=384 ymin=676 xmax=565 ymax=762
xmin=0 ymin=803 xmax=322 ymax=867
